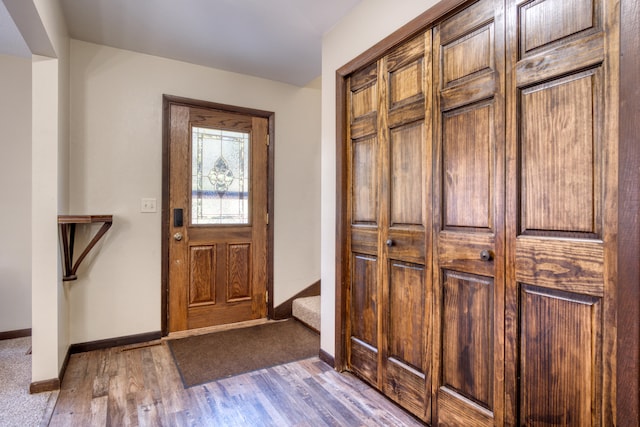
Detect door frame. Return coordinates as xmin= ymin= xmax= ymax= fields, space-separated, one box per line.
xmin=161 ymin=95 xmax=275 ymax=336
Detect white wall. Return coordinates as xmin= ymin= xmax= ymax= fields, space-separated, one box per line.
xmin=3 ymin=0 xmax=69 ymax=384
xmin=68 ymin=40 xmax=321 ymax=343
xmin=0 ymin=54 xmax=32 ymax=333
xmin=28 ymin=0 xmax=70 ymax=383
xmin=320 ymin=0 xmax=439 ymax=356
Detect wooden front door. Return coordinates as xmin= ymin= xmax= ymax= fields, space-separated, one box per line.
xmin=346 ymin=32 xmax=433 ymax=423
xmin=432 ymin=0 xmax=506 ymax=424
xmin=165 ymin=99 xmax=270 ymax=332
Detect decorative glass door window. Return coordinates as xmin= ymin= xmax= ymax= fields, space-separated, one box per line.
xmin=191 ymin=126 xmax=250 ymax=225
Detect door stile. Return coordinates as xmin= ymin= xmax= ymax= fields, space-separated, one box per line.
xmin=344 ymin=76 xmax=354 ymax=375
xmin=250 ymin=117 xmax=269 ymax=319
xmin=168 ymin=104 xmax=191 ymax=332
xmin=376 ymin=56 xmax=390 ymax=392
xmin=503 ymin=1 xmax=519 ymax=423
xmin=601 ymin=0 xmax=620 ymax=423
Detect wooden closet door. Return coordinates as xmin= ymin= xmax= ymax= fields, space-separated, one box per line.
xmin=346 ymin=61 xmax=381 ymax=388
xmin=379 ymin=33 xmax=433 ymax=422
xmin=346 ymin=31 xmax=433 ymax=423
xmin=505 ymin=0 xmax=618 ymax=425
xmin=432 ymin=0 xmax=506 ymax=425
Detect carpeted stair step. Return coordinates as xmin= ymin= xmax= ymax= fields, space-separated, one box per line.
xmin=292 ymin=295 xmax=320 ymax=332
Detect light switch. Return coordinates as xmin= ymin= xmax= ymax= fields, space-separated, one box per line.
xmin=141 ymin=198 xmax=157 ymax=213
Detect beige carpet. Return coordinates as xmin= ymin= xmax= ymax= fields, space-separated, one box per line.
xmin=0 ymin=337 xmax=57 ymax=427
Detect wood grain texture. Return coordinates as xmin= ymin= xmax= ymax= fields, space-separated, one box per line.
xmin=520 ymin=285 xmax=601 ymax=426
xmin=387 ymin=262 xmax=426 ymax=370
xmin=442 ymin=26 xmax=493 ymax=85
xmin=350 ymin=254 xmax=378 ymax=347
xmin=506 ymin=0 xmax=615 ymax=423
xmin=346 ymin=30 xmax=432 ymax=423
xmin=389 ymin=123 xmax=424 ymax=226
xmin=226 ymin=243 xmax=251 ymax=302
xmin=49 ymin=342 xmax=424 ymax=426
xmin=520 ymin=0 xmax=597 ymax=53
xmin=336 ymin=0 xmax=633 ymax=425
xmin=352 ymin=136 xmax=378 ymax=224
xmin=442 ymin=271 xmax=494 ymax=409
xmin=168 ymin=105 xmax=268 ymax=332
xmin=520 ymin=70 xmax=600 ymax=235
xmin=515 ymin=237 xmax=604 ymax=296
xmin=162 ymin=96 xmax=274 ymax=335
xmin=617 ymin=0 xmax=640 ymax=422
xmin=515 ymin=32 xmax=604 ymax=88
xmin=189 ymin=246 xmax=216 ymax=305
xmin=442 ymin=103 xmax=493 ymax=229
xmin=437 ymin=387 xmax=493 ymax=427
xmin=432 ymin=0 xmax=505 ymax=424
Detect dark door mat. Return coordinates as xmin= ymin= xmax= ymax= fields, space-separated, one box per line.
xmin=167 ymin=319 xmax=320 ymax=387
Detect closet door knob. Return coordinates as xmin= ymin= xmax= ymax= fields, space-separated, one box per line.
xmin=480 ymin=250 xmax=492 ymax=261
xmin=386 ymin=239 xmax=394 ymax=247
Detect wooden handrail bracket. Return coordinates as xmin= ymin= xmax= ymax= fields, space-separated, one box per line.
xmin=58 ymin=215 xmax=113 ymax=281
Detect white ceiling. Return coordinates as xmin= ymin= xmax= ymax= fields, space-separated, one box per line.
xmin=0 ymin=0 xmax=361 ymax=86
xmin=57 ymin=0 xmax=362 ymax=86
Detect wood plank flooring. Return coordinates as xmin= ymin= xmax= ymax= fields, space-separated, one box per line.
xmin=48 ymin=340 xmax=424 ymax=426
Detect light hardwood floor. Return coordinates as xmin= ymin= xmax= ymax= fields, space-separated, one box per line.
xmin=48 ymin=341 xmax=424 ymax=426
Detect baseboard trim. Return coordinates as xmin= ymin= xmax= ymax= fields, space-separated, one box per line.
xmin=319 ymin=348 xmax=335 ymax=368
xmin=69 ymin=331 xmax=163 ymax=354
xmin=274 ymin=280 xmax=320 ymax=320
xmin=30 ymin=378 xmax=60 ymax=394
xmin=0 ymin=328 xmax=31 ymax=340
xmin=29 ymin=339 xmax=70 ymax=394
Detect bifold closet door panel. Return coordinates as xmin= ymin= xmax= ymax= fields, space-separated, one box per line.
xmin=379 ymin=32 xmax=433 ymax=423
xmin=505 ymin=0 xmax=618 ymax=424
xmin=346 ymin=30 xmax=433 ymax=423
xmin=347 ymin=62 xmax=381 ymax=387
xmin=432 ymin=0 xmax=506 ymax=425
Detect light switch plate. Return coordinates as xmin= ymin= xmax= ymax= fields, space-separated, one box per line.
xmin=141 ymin=198 xmax=157 ymax=213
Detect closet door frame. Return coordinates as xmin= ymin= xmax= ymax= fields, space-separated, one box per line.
xmin=334 ymin=0 xmax=639 ymax=425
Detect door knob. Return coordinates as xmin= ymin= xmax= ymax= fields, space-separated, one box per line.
xmin=480 ymin=250 xmax=492 ymax=261
xmin=386 ymin=239 xmax=393 ymax=247
xmin=174 ymin=232 xmax=183 ymax=241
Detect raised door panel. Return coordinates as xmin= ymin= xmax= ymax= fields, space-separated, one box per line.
xmin=520 ymin=70 xmax=601 ymax=236
xmin=441 ymin=271 xmax=494 ymax=409
xmin=433 ymin=0 xmax=505 ymax=424
xmin=442 ymin=104 xmax=493 ymax=230
xmin=390 ymin=123 xmax=424 ymax=227
xmin=384 ymin=261 xmax=430 ymax=418
xmin=189 ymin=245 xmax=216 ymax=306
xmin=519 ymin=0 xmax=599 ymax=55
xmin=349 ymin=254 xmax=379 ymax=385
xmin=520 ymin=285 xmax=601 ymax=426
xmin=226 ymin=243 xmax=251 ymax=302
xmin=352 ymin=136 xmax=378 ymax=224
